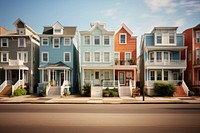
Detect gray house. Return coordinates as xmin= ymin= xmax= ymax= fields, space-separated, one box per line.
xmin=0 ymin=18 xmax=40 ymax=96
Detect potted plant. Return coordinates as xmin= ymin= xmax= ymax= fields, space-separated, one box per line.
xmin=120 ymin=59 xmax=125 ymax=65
xmin=128 ymin=58 xmax=135 ymax=65
xmin=115 ymin=59 xmax=119 ymax=65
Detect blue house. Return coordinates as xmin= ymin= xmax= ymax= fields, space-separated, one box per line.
xmin=140 ymin=27 xmax=189 ymax=96
xmin=37 ymin=22 xmax=80 ymax=96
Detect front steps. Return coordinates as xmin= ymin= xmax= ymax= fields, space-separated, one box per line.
xmin=173 ymin=85 xmax=187 ymax=97
xmin=119 ymin=86 xmax=131 ymax=97
xmin=0 ymin=85 xmax=12 ymax=96
xmin=91 ymin=87 xmax=102 ymax=97
xmin=48 ymin=86 xmax=61 ymax=96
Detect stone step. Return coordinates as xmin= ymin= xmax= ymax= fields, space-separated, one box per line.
xmin=0 ymin=85 xmax=12 ymax=96
xmin=173 ymin=85 xmax=187 ymax=97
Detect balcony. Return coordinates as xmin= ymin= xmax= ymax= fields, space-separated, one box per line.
xmin=114 ymin=59 xmax=136 ymax=66
xmin=145 ymin=60 xmax=186 ymax=69
xmin=9 ymin=59 xmax=24 ymax=66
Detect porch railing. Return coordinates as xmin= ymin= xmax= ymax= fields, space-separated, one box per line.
xmin=12 ymin=80 xmax=24 ymax=95
xmin=117 ymin=80 xmax=121 ymax=97
xmin=9 ymin=59 xmax=24 ymax=66
xmin=45 ymin=82 xmax=51 ymax=96
xmin=0 ymin=80 xmax=11 ymax=93
xmin=102 ymin=80 xmax=118 ymax=87
xmin=145 ymin=60 xmax=186 ymax=67
xmin=114 ymin=59 xmax=136 ymax=66
xmin=182 ymin=80 xmax=189 ymax=96
xmin=60 ymin=80 xmax=71 ymax=96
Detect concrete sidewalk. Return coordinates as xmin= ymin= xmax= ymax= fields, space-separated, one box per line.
xmin=0 ymin=95 xmax=200 ymax=104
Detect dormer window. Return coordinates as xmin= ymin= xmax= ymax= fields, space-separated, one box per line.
xmin=18 ymin=28 xmax=25 ymax=35
xmin=55 ymin=29 xmax=61 ymax=33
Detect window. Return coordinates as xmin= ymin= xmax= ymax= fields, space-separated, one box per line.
xmin=157 ymin=33 xmax=162 ymax=44
xmin=84 ymin=36 xmax=90 ymax=45
xmin=18 ymin=38 xmax=26 ymax=47
xmin=157 ymin=70 xmax=162 ymax=80
xmin=53 ymin=38 xmax=60 ymax=48
xmin=114 ymin=53 xmax=120 ymax=61
xmin=156 ymin=52 xmax=162 ymax=62
xmin=125 ymin=52 xmax=131 ymax=65
xmin=84 ymin=71 xmax=91 ymax=80
xmin=64 ymin=38 xmax=71 ymax=46
xmin=84 ymin=52 xmax=90 ymax=62
xmin=104 ymin=36 xmax=110 ymax=45
xmin=43 ymin=70 xmax=48 ymax=82
xmin=104 ymin=72 xmax=110 ymax=80
xmin=42 ymin=52 xmax=49 ymax=62
xmin=94 ymin=52 xmax=100 ymax=62
xmin=55 ymin=29 xmax=61 ymax=33
xmin=94 ymin=36 xmax=100 ymax=45
xmin=104 ymin=52 xmax=110 ymax=62
xmin=196 ymin=49 xmax=200 ymax=64
xmin=150 ymin=71 xmax=155 ymax=80
xmin=17 ymin=52 xmax=28 ymax=63
xmin=164 ymin=52 xmax=169 ymax=61
xmin=64 ymin=52 xmax=71 ymax=62
xmin=150 ymin=52 xmax=154 ymax=62
xmin=169 ymin=33 xmax=175 ymax=44
xmin=196 ymin=31 xmax=200 ymax=43
xmin=1 ymin=38 xmax=8 ymax=47
xmin=120 ymin=33 xmax=126 ymax=44
xmin=164 ymin=71 xmax=168 ymax=80
xmin=1 ymin=52 xmax=9 ymax=62
xmin=42 ymin=38 xmax=48 ymax=46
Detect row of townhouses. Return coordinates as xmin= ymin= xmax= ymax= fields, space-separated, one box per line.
xmin=0 ymin=18 xmax=200 ymax=97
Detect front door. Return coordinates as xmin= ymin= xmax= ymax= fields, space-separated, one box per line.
xmin=94 ymin=71 xmax=100 ymax=86
xmin=173 ymin=72 xmax=179 ymax=80
xmin=119 ymin=72 xmax=125 ymax=85
xmin=60 ymin=72 xmax=64 ymax=86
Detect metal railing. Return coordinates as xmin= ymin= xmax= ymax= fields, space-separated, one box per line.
xmin=145 ymin=60 xmax=186 ymax=67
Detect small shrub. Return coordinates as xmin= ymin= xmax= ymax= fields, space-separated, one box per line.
xmin=82 ymin=83 xmax=91 ymax=97
xmin=189 ymin=91 xmax=195 ymax=96
xmin=154 ymin=82 xmax=176 ymax=96
xmin=103 ymin=87 xmax=119 ymax=97
xmin=14 ymin=87 xmax=27 ymax=96
xmin=103 ymin=90 xmax=110 ymax=97
xmin=64 ymin=90 xmax=71 ymax=96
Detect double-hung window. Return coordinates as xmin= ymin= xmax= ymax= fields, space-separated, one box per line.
xmin=156 ymin=52 xmax=162 ymax=62
xmin=1 ymin=38 xmax=8 ymax=47
xmin=164 ymin=71 xmax=168 ymax=80
xmin=64 ymin=52 xmax=71 ymax=62
xmin=104 ymin=36 xmax=110 ymax=45
xmin=64 ymin=38 xmax=71 ymax=46
xmin=104 ymin=52 xmax=110 ymax=62
xmin=157 ymin=33 xmax=162 ymax=44
xmin=53 ymin=38 xmax=60 ymax=48
xmin=120 ymin=33 xmax=126 ymax=44
xmin=18 ymin=38 xmax=26 ymax=47
xmin=1 ymin=52 xmax=9 ymax=62
xmin=169 ymin=33 xmax=175 ymax=44
xmin=42 ymin=52 xmax=49 ymax=63
xmin=84 ymin=36 xmax=90 ymax=45
xmin=157 ymin=70 xmax=162 ymax=80
xmin=150 ymin=71 xmax=155 ymax=80
xmin=42 ymin=38 xmax=48 ymax=46
xmin=197 ymin=31 xmax=200 ymax=43
xmin=84 ymin=52 xmax=90 ymax=62
xmin=94 ymin=52 xmax=100 ymax=62
xmin=94 ymin=36 xmax=100 ymax=45
xmin=17 ymin=52 xmax=28 ymax=63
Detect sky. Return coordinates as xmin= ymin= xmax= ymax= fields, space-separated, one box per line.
xmin=0 ymin=0 xmax=200 ymax=56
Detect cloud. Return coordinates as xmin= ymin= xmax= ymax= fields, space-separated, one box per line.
xmin=174 ymin=18 xmax=185 ymax=27
xmin=102 ymin=8 xmax=116 ymax=17
xmin=145 ymin=0 xmax=177 ymax=13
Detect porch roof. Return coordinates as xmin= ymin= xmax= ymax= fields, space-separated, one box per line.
xmin=1 ymin=65 xmax=29 ymax=70
xmin=81 ymin=65 xmax=137 ymax=70
xmin=144 ymin=46 xmax=187 ymax=51
xmin=39 ymin=61 xmax=72 ymax=70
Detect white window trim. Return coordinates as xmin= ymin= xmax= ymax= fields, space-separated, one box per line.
xmin=42 ymin=52 xmax=49 ymax=63
xmin=196 ymin=31 xmax=200 ymax=43
xmin=84 ymin=70 xmax=91 ymax=80
xmin=149 ymin=70 xmax=155 ymax=81
xmin=42 ymin=38 xmax=49 ymax=46
xmin=64 ymin=38 xmax=71 ymax=46
xmin=119 ymin=33 xmax=127 ymax=44
xmin=1 ymin=38 xmax=9 ymax=47
xmin=103 ymin=52 xmax=111 ymax=62
xmin=17 ymin=51 xmax=28 ymax=63
xmin=103 ymin=35 xmax=110 ymax=46
xmin=18 ymin=38 xmax=26 ymax=47
xmin=63 ymin=52 xmax=71 ymax=62
xmin=1 ymin=52 xmax=9 ymax=62
xmin=53 ymin=38 xmax=60 ymax=48
xmin=104 ymin=71 xmax=110 ymax=80
xmin=84 ymin=36 xmax=91 ymax=45
xmin=84 ymin=51 xmax=91 ymax=62
xmin=93 ymin=35 xmax=101 ymax=46
xmin=93 ymin=51 xmax=101 ymax=62
xmin=114 ymin=52 xmax=120 ymax=60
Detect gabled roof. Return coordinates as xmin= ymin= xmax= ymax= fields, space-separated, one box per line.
xmin=39 ymin=61 xmax=72 ymax=70
xmin=88 ymin=23 xmax=107 ymax=32
xmin=151 ymin=27 xmax=178 ymax=33
xmin=13 ymin=18 xmax=37 ymax=35
xmin=193 ymin=24 xmax=200 ymax=30
xmin=115 ymin=23 xmax=133 ymax=35
xmin=52 ymin=21 xmax=64 ymax=29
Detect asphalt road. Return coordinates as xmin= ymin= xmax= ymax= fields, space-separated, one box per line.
xmin=0 ymin=104 xmax=200 ymax=133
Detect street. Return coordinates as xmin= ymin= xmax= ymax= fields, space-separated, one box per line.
xmin=0 ymin=104 xmax=200 ymax=133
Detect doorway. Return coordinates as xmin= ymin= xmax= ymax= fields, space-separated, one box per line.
xmin=94 ymin=71 xmax=100 ymax=86
xmin=119 ymin=72 xmax=125 ymax=85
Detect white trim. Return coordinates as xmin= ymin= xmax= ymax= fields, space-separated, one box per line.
xmin=63 ymin=52 xmax=71 ymax=62
xmin=42 ymin=52 xmax=49 ymax=63
xmin=84 ymin=51 xmax=91 ymax=62
xmin=119 ymin=33 xmax=127 ymax=44
xmin=115 ymin=23 xmax=133 ymax=35
xmin=18 ymin=38 xmax=26 ymax=47
xmin=118 ymin=71 xmax=125 ymax=85
xmin=125 ymin=52 xmax=132 ymax=60
xmin=53 ymin=38 xmax=60 ymax=48
xmin=84 ymin=70 xmax=91 ymax=80
xmin=103 ymin=35 xmax=110 ymax=46
xmin=64 ymin=37 xmax=71 ymax=46
xmin=93 ymin=51 xmax=101 ymax=62
xmin=42 ymin=38 xmax=49 ymax=46
xmin=17 ymin=51 xmax=28 ymax=63
xmin=103 ymin=52 xmax=111 ymax=62
xmin=196 ymin=31 xmax=200 ymax=44
xmin=1 ymin=52 xmax=9 ymax=62
xmin=93 ymin=35 xmax=100 ymax=45
xmin=1 ymin=38 xmax=9 ymax=47
xmin=83 ymin=35 xmax=91 ymax=45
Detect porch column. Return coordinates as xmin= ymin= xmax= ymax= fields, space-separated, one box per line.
xmin=5 ymin=69 xmax=7 ymax=80
xmin=48 ymin=69 xmax=51 ymax=82
xmin=182 ymin=69 xmax=184 ymax=81
xmin=113 ymin=68 xmax=115 ymax=87
xmin=64 ymin=69 xmax=66 ymax=81
xmin=22 ymin=69 xmax=24 ymax=85
xmin=19 ymin=69 xmax=21 ymax=80
xmin=69 ymin=71 xmax=71 ymax=82
xmin=134 ymin=68 xmax=136 ymax=87
xmin=162 ymin=69 xmax=164 ymax=81
xmin=82 ymin=68 xmax=84 ymax=85
xmin=42 ymin=69 xmax=44 ymax=82
xmin=146 ymin=69 xmax=148 ymax=86
xmin=52 ymin=69 xmax=55 ymax=81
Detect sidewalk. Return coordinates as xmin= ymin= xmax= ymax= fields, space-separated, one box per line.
xmin=0 ymin=95 xmax=200 ymax=104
